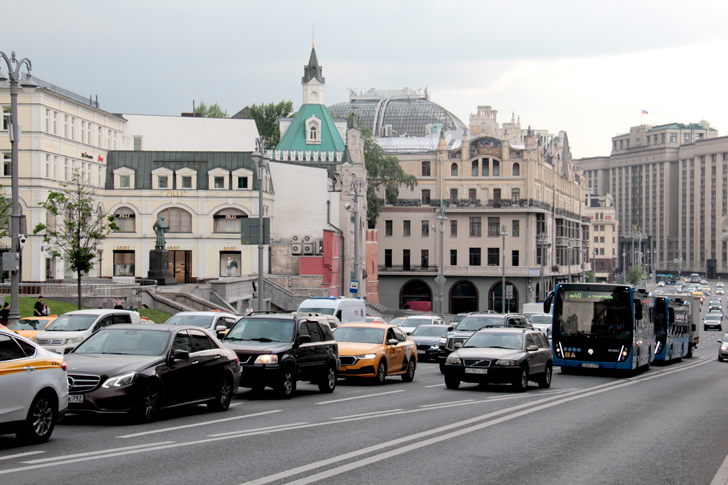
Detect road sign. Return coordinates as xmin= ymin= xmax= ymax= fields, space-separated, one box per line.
xmin=434 ymin=275 xmax=447 ymax=285
xmin=350 ymin=280 xmax=359 ymax=294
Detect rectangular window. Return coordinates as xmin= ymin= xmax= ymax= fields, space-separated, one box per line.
xmin=384 ymin=249 xmax=392 ymax=267
xmin=472 ymin=161 xmax=478 ymax=177
xmin=2 ymin=153 xmax=10 ymax=177
xmin=45 ymin=109 xmax=50 ymax=133
xmin=64 ymin=159 xmax=68 ymax=180
xmin=482 ymin=163 xmax=489 ymax=177
xmin=107 ymin=130 xmax=111 ymax=150
xmin=214 ymin=176 xmax=225 ymax=189
xmin=421 ymin=250 xmax=429 ymax=268
xmin=71 ymin=117 xmax=76 ymax=140
xmin=421 ymin=189 xmax=430 ymax=205
xmin=87 ymin=123 xmax=91 ymax=144
xmin=181 ymin=176 xmax=192 ymax=189
xmin=113 ymin=250 xmax=135 ymax=276
xmin=403 ymin=220 xmax=411 ymax=237
xmin=450 ymin=220 xmax=457 ymax=236
xmin=64 ymin=115 xmax=68 ymax=138
xmin=220 ymin=251 xmax=242 ymax=277
xmin=114 ymin=209 xmax=136 ymax=232
xmin=493 ymin=188 xmax=501 ymax=203
xmin=487 ymin=248 xmax=500 ymax=266
xmin=421 ymin=161 xmax=431 ymax=177
xmin=421 ymin=220 xmax=429 ymax=237
xmin=53 ymin=111 xmax=58 ymax=134
xmin=512 ymin=250 xmax=519 ymax=267
xmin=53 ymin=156 xmax=58 ymax=179
xmin=403 ymin=250 xmax=410 ymax=270
xmin=512 ymin=220 xmax=519 ymax=237
xmin=114 ymin=131 xmax=118 ymax=149
xmin=98 ymin=126 xmax=102 ymax=147
xmin=237 ymin=176 xmax=248 ymax=189
xmin=512 ymin=188 xmax=520 ymax=202
xmin=119 ymin=175 xmax=131 ymax=188
xmin=469 ymin=216 xmax=481 ymax=236
xmin=450 ymin=188 xmax=458 ymax=204
xmin=469 ymin=248 xmax=481 ymax=266
xmin=450 ymin=249 xmax=457 ymax=266
xmin=468 ymin=189 xmax=476 ymax=204
xmin=488 ymin=217 xmax=500 ymax=236
xmin=385 ymin=220 xmax=393 ymax=236
xmin=158 ymin=175 xmax=169 ymax=189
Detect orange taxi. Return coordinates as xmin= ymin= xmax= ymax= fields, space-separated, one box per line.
xmin=6 ymin=316 xmax=57 ymax=340
xmin=334 ymin=323 xmax=417 ymax=384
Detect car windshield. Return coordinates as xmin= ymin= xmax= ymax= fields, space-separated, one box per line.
xmin=298 ymin=307 xmax=335 ymax=315
xmin=401 ymin=317 xmax=431 ymax=328
xmin=334 ymin=326 xmax=385 ymax=344
xmin=706 ymin=315 xmax=722 ymax=321
xmin=452 ymin=315 xmax=466 ymax=323
xmin=74 ymin=329 xmax=170 ymax=356
xmin=164 ymin=314 xmax=215 ymax=328
xmin=456 ymin=316 xmax=505 ymax=332
xmin=410 ymin=325 xmax=448 ymax=337
xmin=45 ymin=314 xmax=99 ymax=332
xmin=529 ymin=315 xmax=552 ymax=325
xmin=224 ymin=318 xmax=295 ymax=343
xmin=8 ymin=318 xmax=53 ymax=331
xmin=463 ymin=333 xmax=523 ymax=350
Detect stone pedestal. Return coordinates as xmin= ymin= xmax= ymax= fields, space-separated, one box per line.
xmin=148 ymin=249 xmax=177 ymax=285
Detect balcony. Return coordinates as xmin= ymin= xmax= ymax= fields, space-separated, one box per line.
xmin=380 ymin=198 xmax=553 ymax=212
xmin=379 ymin=265 xmax=439 ymax=273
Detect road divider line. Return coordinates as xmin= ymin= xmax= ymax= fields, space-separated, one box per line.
xmin=117 ymin=410 xmax=282 ymax=439
xmin=331 ymin=409 xmax=404 ymax=420
xmin=209 ymin=422 xmax=309 ymax=438
xmin=0 ymin=451 xmax=44 ymax=461
xmin=22 ymin=442 xmax=175 ymax=464
xmin=423 ymin=383 xmax=446 ymax=388
xmin=419 ymin=399 xmax=474 ymax=408
xmin=315 ymin=390 xmax=404 ymax=405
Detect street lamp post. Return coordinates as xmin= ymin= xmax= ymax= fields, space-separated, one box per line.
xmin=580 ymin=248 xmax=587 ymax=282
xmin=348 ymin=179 xmax=364 ymax=297
xmin=501 ymin=224 xmax=508 ymax=313
xmin=251 ymin=138 xmax=270 ymax=312
xmin=622 ymin=251 xmax=627 ymax=284
xmin=646 ymin=249 xmax=651 ymax=281
xmin=436 ymin=206 xmax=447 ymax=314
xmin=536 ymin=233 xmax=549 ymax=301
xmin=568 ymin=240 xmax=574 ymax=283
xmin=0 ymin=52 xmax=36 ymax=322
xmin=593 ymin=249 xmax=598 ymax=282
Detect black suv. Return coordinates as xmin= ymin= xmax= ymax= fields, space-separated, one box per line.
xmin=221 ymin=313 xmax=339 ymax=398
xmin=438 ymin=313 xmax=530 ymax=373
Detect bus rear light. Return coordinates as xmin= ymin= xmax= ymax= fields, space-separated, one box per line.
xmin=617 ymin=345 xmax=629 ymax=362
xmin=555 ymin=342 xmax=564 ymax=358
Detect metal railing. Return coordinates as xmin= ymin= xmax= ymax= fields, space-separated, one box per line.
xmin=0 ymin=282 xmax=156 ymax=297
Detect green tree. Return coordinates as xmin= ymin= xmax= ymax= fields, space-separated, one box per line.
xmin=361 ymin=125 xmax=418 ymax=227
xmin=627 ymin=266 xmax=643 ymax=286
xmin=33 ymin=171 xmax=119 ymax=309
xmin=193 ymin=101 xmax=228 ymax=118
xmin=584 ymin=270 xmax=595 ymax=282
xmin=248 ymin=100 xmax=294 ymax=148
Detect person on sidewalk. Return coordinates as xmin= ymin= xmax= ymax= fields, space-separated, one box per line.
xmin=114 ymin=299 xmax=124 ymax=309
xmin=34 ymin=296 xmax=44 ymax=316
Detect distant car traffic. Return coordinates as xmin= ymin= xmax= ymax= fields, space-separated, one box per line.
xmin=6 ymin=316 xmax=57 ymax=340
xmin=365 ymin=316 xmax=385 ymax=324
xmin=164 ymin=311 xmax=239 ymax=337
xmin=719 ymin=333 xmax=728 ymax=362
xmin=398 ymin=315 xmax=444 ymax=335
xmin=657 ymin=281 xmax=665 ymax=287
xmin=704 ymin=314 xmax=723 ymax=331
xmin=528 ymin=313 xmax=553 ymax=338
xmin=34 ymin=310 xmax=142 ymax=354
xmin=409 ymin=324 xmax=449 ymax=361
xmin=717 ymin=288 xmax=725 ymax=295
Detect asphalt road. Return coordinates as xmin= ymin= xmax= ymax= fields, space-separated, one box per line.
xmin=2 ymin=283 xmax=728 ymax=485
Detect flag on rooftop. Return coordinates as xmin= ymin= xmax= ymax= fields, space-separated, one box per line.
xmin=641 ymin=109 xmax=648 ymax=115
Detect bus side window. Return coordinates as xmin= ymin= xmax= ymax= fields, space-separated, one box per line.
xmin=634 ymin=300 xmax=643 ymax=321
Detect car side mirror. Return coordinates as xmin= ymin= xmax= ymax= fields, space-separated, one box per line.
xmin=215 ymin=325 xmax=227 ymax=332
xmin=448 ymin=325 xmax=454 ymax=331
xmin=300 ymin=335 xmax=312 ymax=344
xmin=454 ymin=342 xmax=462 ymax=349
xmin=387 ymin=339 xmax=398 ymax=346
xmin=173 ymin=349 xmax=189 ymax=360
xmin=217 ymin=331 xmax=226 ymax=340
xmin=527 ymin=345 xmax=539 ymax=352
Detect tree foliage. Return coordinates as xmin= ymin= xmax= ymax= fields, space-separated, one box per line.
xmin=584 ymin=270 xmax=595 ymax=283
xmin=193 ymin=101 xmax=229 ymax=118
xmin=248 ymin=100 xmax=294 ymax=148
xmin=627 ymin=266 xmax=643 ymax=285
xmin=33 ymin=171 xmax=119 ymax=309
xmin=361 ymin=124 xmax=418 ymax=227
xmin=0 ymin=187 xmax=10 ymax=240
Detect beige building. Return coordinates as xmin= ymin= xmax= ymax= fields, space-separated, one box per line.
xmin=584 ymin=190 xmax=618 ymax=282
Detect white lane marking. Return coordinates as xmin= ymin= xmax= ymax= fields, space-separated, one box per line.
xmin=209 ymin=422 xmax=309 ymax=438
xmin=331 ymin=409 xmax=404 ymax=420
xmin=423 ymin=383 xmax=446 ymax=388
xmin=239 ymin=358 xmax=714 ymax=485
xmin=0 ymin=451 xmax=44 ymax=461
xmin=117 ymin=410 xmax=282 ymax=438
xmin=710 ymin=451 xmax=728 ymax=485
xmin=22 ymin=442 xmax=174 ymax=464
xmin=315 ymin=390 xmax=404 ymax=405
xmin=419 ymin=399 xmax=474 ymax=407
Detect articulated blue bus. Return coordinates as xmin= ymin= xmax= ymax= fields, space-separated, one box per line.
xmin=544 ymin=283 xmax=654 ymax=373
xmin=653 ymin=297 xmax=691 ymax=363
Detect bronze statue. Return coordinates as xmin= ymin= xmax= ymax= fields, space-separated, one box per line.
xmin=152 ymin=214 xmax=170 ymax=250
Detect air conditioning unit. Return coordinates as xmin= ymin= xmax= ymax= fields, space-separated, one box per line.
xmin=291 ymin=244 xmax=302 ymax=255
xmin=303 ymin=235 xmax=313 ymax=243
xmin=302 ymin=243 xmax=314 ymax=255
xmin=291 ymin=235 xmax=303 ymax=243
xmin=314 ymin=238 xmax=324 ymax=255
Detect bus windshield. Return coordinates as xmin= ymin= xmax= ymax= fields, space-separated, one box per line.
xmin=555 ymin=289 xmax=633 ymax=339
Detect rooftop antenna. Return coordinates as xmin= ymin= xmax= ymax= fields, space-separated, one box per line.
xmin=312 ymin=24 xmax=315 ymax=47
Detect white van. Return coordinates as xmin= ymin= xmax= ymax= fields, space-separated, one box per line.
xmin=33 ymin=309 xmax=142 ymax=354
xmin=297 ymin=297 xmax=366 ymax=324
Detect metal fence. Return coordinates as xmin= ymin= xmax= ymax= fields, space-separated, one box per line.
xmin=0 ymin=282 xmax=156 ymax=297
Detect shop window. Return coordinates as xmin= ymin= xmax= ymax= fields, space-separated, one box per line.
xmin=114 ymin=207 xmax=136 ymax=233
xmin=214 ymin=208 xmax=246 ymax=233
xmin=113 ymin=250 xmax=135 ymax=276
xmin=160 ymin=207 xmax=192 ymax=233
xmin=220 ymin=251 xmax=241 ymax=277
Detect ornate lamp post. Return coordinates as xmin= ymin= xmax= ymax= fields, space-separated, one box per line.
xmin=0 ymin=52 xmax=37 ymax=322
xmin=622 ymin=251 xmax=627 ymax=284
xmin=536 ymin=232 xmax=549 ymax=301
xmin=251 ymin=138 xmax=270 ymax=312
xmin=436 ymin=206 xmax=447 ymax=314
xmin=348 ymin=179 xmax=364 ymax=297
xmin=501 ymin=224 xmax=508 ymax=312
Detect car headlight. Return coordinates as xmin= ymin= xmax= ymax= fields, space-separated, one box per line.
xmin=66 ymin=337 xmax=85 ymax=345
xmin=495 ymin=360 xmax=518 ymax=366
xmin=439 ymin=337 xmax=447 ymax=345
xmin=429 ymin=345 xmax=440 ymax=350
xmin=355 ymin=354 xmax=377 ymax=359
xmin=102 ymin=371 xmax=139 ymax=388
xmin=722 ymin=345 xmax=728 ymax=351
xmin=446 ymin=356 xmax=461 ymax=365
xmin=254 ymin=354 xmax=278 ymax=364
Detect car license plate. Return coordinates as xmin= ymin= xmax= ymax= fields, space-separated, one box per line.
xmin=68 ymin=394 xmax=84 ymax=404
xmin=465 ymin=368 xmax=487 ymax=374
xmin=417 ymin=350 xmax=425 ymax=354
xmin=581 ymin=363 xmax=599 ymax=369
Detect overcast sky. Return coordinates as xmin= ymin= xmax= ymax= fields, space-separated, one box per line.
xmin=4 ymin=0 xmax=728 ymax=158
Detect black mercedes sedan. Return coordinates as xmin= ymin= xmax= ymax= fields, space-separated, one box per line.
xmin=64 ymin=324 xmax=241 ymax=421
xmin=409 ymin=324 xmax=449 ymax=361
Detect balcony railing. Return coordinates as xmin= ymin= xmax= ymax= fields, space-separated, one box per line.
xmin=379 ymin=265 xmax=439 ymax=272
xmin=380 ymin=198 xmax=553 ymax=212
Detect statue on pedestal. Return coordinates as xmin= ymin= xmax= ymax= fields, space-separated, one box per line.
xmin=153 ymin=214 xmax=170 ymax=250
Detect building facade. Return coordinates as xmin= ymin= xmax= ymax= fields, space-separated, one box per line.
xmin=584 ymin=190 xmax=618 ymax=282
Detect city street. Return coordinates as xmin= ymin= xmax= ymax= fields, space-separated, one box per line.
xmin=2 ymin=287 xmax=728 ymax=484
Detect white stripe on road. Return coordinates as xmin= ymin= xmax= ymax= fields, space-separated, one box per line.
xmin=315 ymin=390 xmax=404 ymax=405
xmin=209 ymin=422 xmax=309 ymax=438
xmin=117 ymin=410 xmax=282 ymax=438
xmin=331 ymin=409 xmax=404 ymax=420
xmin=419 ymin=399 xmax=474 ymax=407
xmin=22 ymin=442 xmax=174 ymax=464
xmin=0 ymin=451 xmax=44 ymax=462
xmin=711 ymin=451 xmax=728 ymax=485
xmin=423 ymin=383 xmax=446 ymax=388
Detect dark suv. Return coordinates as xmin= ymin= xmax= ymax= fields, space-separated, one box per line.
xmin=221 ymin=313 xmax=339 ymax=398
xmin=438 ymin=313 xmax=530 ymax=373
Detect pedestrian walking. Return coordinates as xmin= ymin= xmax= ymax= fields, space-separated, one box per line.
xmin=114 ymin=299 xmax=124 ymax=309
xmin=245 ymin=304 xmax=254 ymax=316
xmin=0 ymin=302 xmax=9 ymax=324
xmin=34 ymin=296 xmax=44 ymax=316
xmin=42 ymin=302 xmax=50 ymax=316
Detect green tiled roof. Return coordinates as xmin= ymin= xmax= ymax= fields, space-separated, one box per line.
xmin=648 ymin=122 xmax=717 ymax=132
xmin=275 ymin=104 xmax=346 ymax=153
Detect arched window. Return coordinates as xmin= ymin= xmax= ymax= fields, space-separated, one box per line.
xmin=451 ymin=163 xmax=458 ymax=176
xmin=309 ymin=125 xmax=318 ymax=142
xmin=489 ymin=281 xmax=518 ymax=313
xmin=492 ymin=160 xmax=500 ymax=176
xmin=471 ymin=160 xmax=479 ymax=177
xmin=450 ymin=281 xmax=478 ymax=314
xmin=482 ymin=158 xmax=489 ymax=176
xmin=400 ymin=280 xmax=432 ymax=310
xmin=114 ymin=207 xmax=136 ymax=233
xmin=213 ymin=208 xmax=247 ymax=233
xmin=159 ymin=207 xmax=192 ymax=233
xmin=513 ymin=163 xmax=520 ymax=176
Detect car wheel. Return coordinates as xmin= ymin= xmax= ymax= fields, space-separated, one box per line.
xmin=138 ymin=384 xmax=161 ymax=422
xmin=375 ymin=359 xmax=387 ymax=385
xmin=704 ymin=325 xmax=708 ymax=331
xmin=439 ymin=362 xmax=446 ymax=374
xmin=720 ymin=355 xmax=725 ymax=362
xmin=318 ymin=364 xmax=337 ymax=393
xmin=276 ymin=368 xmax=295 ymax=399
xmin=208 ymin=375 xmax=233 ymax=412
xmin=538 ymin=364 xmax=552 ymax=389
xmin=444 ymin=374 xmax=460 ymax=390
xmin=401 ymin=358 xmax=416 ymax=382
xmin=513 ymin=367 xmax=528 ymax=392
xmin=16 ymin=391 xmax=56 ymax=444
